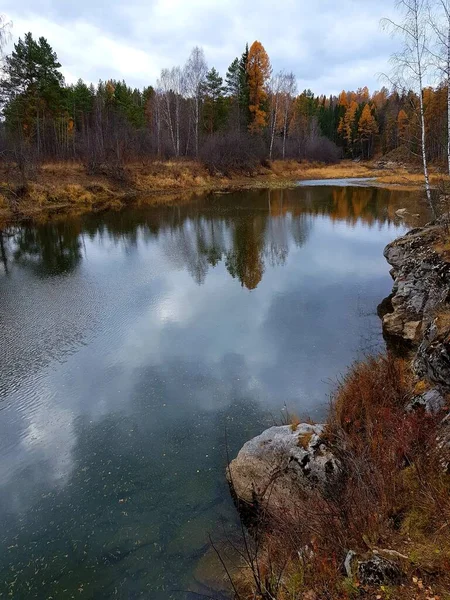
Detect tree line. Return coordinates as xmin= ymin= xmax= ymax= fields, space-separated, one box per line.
xmin=1 ymin=3 xmax=450 ymax=179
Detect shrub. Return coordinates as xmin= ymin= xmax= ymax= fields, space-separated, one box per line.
xmin=199 ymin=132 xmax=266 ymax=175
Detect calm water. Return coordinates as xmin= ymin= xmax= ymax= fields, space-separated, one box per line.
xmin=0 ymin=185 xmax=428 ymax=599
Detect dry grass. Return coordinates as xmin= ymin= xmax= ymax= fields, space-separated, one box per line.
xmin=0 ymin=158 xmax=447 ymax=224
xmin=233 ymin=354 xmax=450 ymax=600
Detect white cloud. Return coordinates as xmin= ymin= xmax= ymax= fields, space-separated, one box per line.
xmin=3 ymin=0 xmax=402 ymax=95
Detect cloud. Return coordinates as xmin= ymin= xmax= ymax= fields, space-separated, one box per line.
xmin=2 ymin=0 xmax=401 ymax=95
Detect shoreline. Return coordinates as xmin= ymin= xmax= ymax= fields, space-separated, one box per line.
xmin=0 ymin=159 xmax=444 ymax=227
xmin=227 ymin=216 xmax=450 ymax=599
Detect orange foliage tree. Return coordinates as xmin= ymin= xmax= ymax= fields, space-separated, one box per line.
xmin=338 ymin=100 xmax=358 ymax=155
xmin=358 ymin=104 xmax=378 ymax=158
xmin=246 ymin=41 xmax=272 ymax=133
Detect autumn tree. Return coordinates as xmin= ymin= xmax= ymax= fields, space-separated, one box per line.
xmin=246 ymin=41 xmax=271 ymax=133
xmin=428 ymin=0 xmax=450 ymax=173
xmin=397 ymin=108 xmax=409 ymax=144
xmin=338 ymin=100 xmax=358 ymax=155
xmin=358 ymin=104 xmax=378 ymax=158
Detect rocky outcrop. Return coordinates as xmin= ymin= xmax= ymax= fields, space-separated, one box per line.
xmin=381 ymin=224 xmax=450 ymax=348
xmin=381 ymin=222 xmax=450 ymax=393
xmin=227 ymin=424 xmax=339 ymax=516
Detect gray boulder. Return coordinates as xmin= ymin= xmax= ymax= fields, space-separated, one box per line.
xmin=357 ymin=554 xmax=403 ymax=586
xmin=227 ymin=424 xmax=339 ymax=514
xmin=407 ymin=388 xmax=447 ymax=413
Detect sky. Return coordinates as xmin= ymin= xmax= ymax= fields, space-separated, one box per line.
xmin=2 ymin=0 xmax=402 ymax=96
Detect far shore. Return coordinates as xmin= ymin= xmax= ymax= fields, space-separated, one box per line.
xmin=0 ymin=158 xmax=445 ymax=226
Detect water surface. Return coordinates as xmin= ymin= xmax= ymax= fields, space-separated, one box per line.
xmin=0 ymin=185 xmax=428 ymax=598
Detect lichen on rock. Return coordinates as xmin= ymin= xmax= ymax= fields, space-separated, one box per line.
xmin=227 ymin=423 xmax=339 ymax=517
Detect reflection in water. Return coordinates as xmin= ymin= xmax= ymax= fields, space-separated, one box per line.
xmin=0 ymin=185 xmax=428 ymax=599
xmin=1 ymin=186 xmax=425 ymax=286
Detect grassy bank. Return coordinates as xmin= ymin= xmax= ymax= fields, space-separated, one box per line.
xmin=232 ymin=354 xmax=450 ymax=600
xmin=0 ymin=159 xmax=447 ymax=226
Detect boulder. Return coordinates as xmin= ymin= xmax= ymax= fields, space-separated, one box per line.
xmin=415 ymin=318 xmax=450 ymax=389
xmin=357 ymin=554 xmax=403 ymax=586
xmin=227 ymin=424 xmax=339 ymax=516
xmin=407 ymin=388 xmax=447 ymax=413
xmin=437 ymin=413 xmax=450 ymax=473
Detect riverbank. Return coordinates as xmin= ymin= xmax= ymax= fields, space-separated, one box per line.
xmin=227 ymin=217 xmax=450 ymax=599
xmin=0 ymin=159 xmax=447 ymax=226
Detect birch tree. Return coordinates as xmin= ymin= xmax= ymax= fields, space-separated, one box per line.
xmin=157 ymin=66 xmax=184 ymax=157
xmin=281 ymin=72 xmax=297 ymax=159
xmin=184 ymin=46 xmax=207 ymax=157
xmin=382 ymin=0 xmax=432 ymax=207
xmin=268 ymin=71 xmax=284 ymax=159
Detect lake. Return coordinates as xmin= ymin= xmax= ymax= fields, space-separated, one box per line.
xmin=0 ymin=184 xmax=428 ymax=599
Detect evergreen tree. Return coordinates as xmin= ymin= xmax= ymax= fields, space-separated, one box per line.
xmin=202 ymin=67 xmax=226 ymax=133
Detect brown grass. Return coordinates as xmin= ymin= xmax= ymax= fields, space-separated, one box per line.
xmin=0 ymin=158 xmax=447 ymax=225
xmin=233 ymin=354 xmax=450 ymax=599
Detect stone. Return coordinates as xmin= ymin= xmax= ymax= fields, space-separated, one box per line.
xmin=227 ymin=424 xmax=339 ymax=515
xmin=437 ymin=413 xmax=450 ymax=473
xmin=357 ymin=554 xmax=403 ymax=586
xmin=415 ymin=319 xmax=450 ymax=389
xmin=381 ymin=222 xmax=450 ymax=391
xmin=344 ymin=550 xmax=358 ymax=578
xmin=407 ymin=388 xmax=447 ymax=414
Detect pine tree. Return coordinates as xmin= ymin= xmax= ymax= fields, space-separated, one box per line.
xmin=202 ymin=67 xmax=226 ymax=133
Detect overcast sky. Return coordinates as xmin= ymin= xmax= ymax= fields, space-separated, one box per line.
xmin=2 ymin=0 xmax=402 ymax=96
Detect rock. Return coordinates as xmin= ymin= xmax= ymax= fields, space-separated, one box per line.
xmin=357 ymin=554 xmax=403 ymax=586
xmin=381 ymin=223 xmax=450 ymax=389
xmin=407 ymin=388 xmax=447 ymax=413
xmin=227 ymin=424 xmax=339 ymax=516
xmin=415 ymin=318 xmax=450 ymax=389
xmin=437 ymin=413 xmax=450 ymax=473
xmin=344 ymin=550 xmax=358 ymax=578
xmin=395 ymin=208 xmax=409 ymax=219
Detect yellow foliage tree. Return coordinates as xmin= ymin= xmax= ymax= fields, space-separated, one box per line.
xmin=338 ymin=100 xmax=358 ymax=154
xmin=358 ymin=104 xmax=378 ymax=158
xmin=338 ymin=90 xmax=348 ymax=108
xmin=246 ymin=41 xmax=272 ymax=133
xmin=397 ymin=109 xmax=409 ymax=143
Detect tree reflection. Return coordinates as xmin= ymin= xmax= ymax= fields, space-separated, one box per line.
xmin=2 ymin=185 xmax=426 ymax=285
xmin=11 ymin=222 xmax=82 ymax=276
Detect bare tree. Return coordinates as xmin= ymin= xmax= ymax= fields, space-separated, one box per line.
xmin=281 ymin=72 xmax=297 ymax=160
xmin=0 ymin=14 xmax=11 ymax=62
xmin=157 ymin=66 xmax=184 ymax=156
xmin=184 ymin=46 xmax=208 ymax=157
xmin=382 ymin=0 xmax=433 ymax=208
xmin=268 ymin=71 xmax=284 ymax=159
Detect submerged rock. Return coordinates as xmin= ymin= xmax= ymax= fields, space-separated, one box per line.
xmin=227 ymin=424 xmax=339 ymax=516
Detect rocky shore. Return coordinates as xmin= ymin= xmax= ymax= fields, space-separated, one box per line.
xmin=227 ymin=216 xmax=450 ymax=597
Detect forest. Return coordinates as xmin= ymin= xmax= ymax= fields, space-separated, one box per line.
xmin=0 ymin=0 xmax=449 ymax=180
